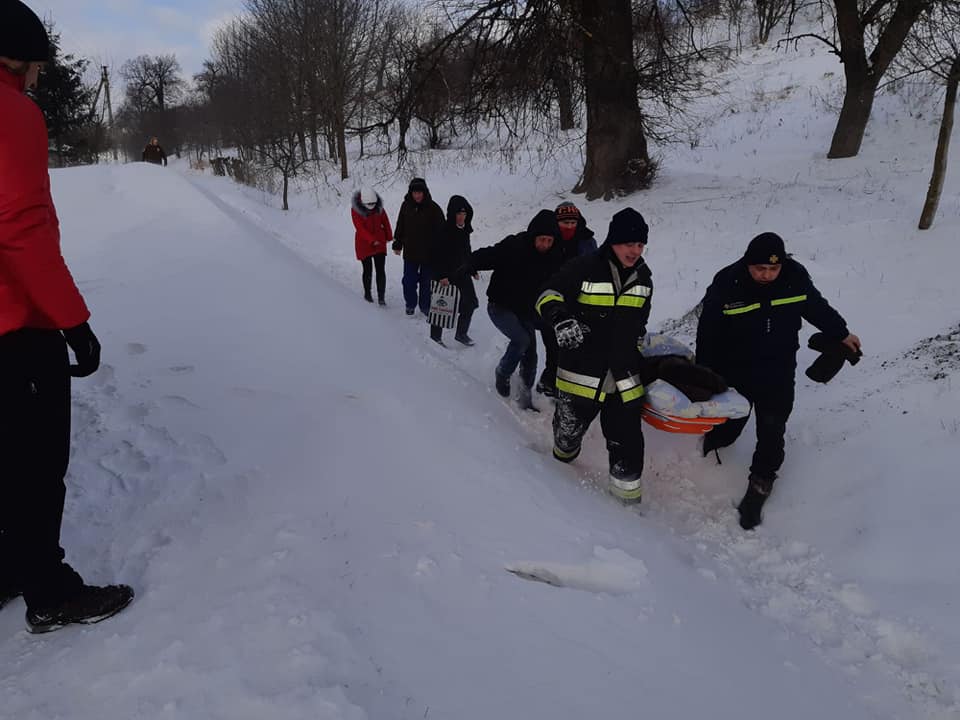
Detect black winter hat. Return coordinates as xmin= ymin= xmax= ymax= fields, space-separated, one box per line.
xmin=0 ymin=1 xmax=50 ymax=62
xmin=408 ymin=177 xmax=428 ymax=193
xmin=605 ymin=207 xmax=649 ymax=245
xmin=744 ymin=232 xmax=786 ymax=265
xmin=527 ymin=209 xmax=560 ymax=239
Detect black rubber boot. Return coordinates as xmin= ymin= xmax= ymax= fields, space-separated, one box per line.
xmin=737 ymin=473 xmax=774 ymax=530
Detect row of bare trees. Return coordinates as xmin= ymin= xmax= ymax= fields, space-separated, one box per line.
xmin=182 ymin=0 xmax=724 ymax=203
xmin=100 ymin=0 xmax=958 ymax=225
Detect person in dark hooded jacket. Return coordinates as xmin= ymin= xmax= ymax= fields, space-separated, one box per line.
xmin=392 ymin=178 xmax=445 ymax=316
xmin=536 ymin=201 xmax=598 ymax=397
xmin=696 ymin=232 xmax=861 ymax=530
xmin=428 ymin=195 xmax=478 ymax=346
xmin=465 ymin=210 xmax=563 ymax=409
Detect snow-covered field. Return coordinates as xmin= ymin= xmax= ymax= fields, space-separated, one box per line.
xmin=1 ymin=40 xmax=958 ymax=720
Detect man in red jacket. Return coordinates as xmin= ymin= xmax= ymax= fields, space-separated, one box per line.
xmin=0 ymin=0 xmax=133 ymax=633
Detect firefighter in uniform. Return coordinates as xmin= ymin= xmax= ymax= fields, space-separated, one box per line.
xmin=536 ymin=208 xmax=653 ymax=504
xmin=696 ymin=232 xmax=861 ymax=529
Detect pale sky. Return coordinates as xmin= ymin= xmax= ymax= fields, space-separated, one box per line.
xmin=29 ymin=0 xmax=245 ymax=80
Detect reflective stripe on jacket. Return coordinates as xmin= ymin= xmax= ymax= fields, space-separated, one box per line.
xmin=695 ymin=257 xmax=849 ymax=395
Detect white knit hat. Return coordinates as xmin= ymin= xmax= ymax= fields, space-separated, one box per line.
xmin=360 ymin=187 xmax=378 ymax=206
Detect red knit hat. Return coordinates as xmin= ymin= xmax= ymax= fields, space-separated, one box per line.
xmin=555 ymin=202 xmax=580 ymax=223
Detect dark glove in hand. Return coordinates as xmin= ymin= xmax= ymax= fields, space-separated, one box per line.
xmin=63 ymin=322 xmax=101 ymax=377
xmin=805 ymin=332 xmax=862 ymax=384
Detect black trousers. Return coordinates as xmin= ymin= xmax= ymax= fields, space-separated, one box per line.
xmin=553 ymin=392 xmax=645 ymax=481
xmin=0 ymin=329 xmax=83 ymax=609
xmin=361 ymin=253 xmax=386 ymax=300
xmin=703 ymin=388 xmax=793 ymax=481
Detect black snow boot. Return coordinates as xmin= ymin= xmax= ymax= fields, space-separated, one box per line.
xmin=737 ymin=473 xmax=773 ymax=530
xmin=495 ymin=371 xmax=511 ymax=398
xmin=26 ymin=583 xmax=134 ymax=634
xmin=363 ymin=291 xmax=374 ymax=303
xmin=378 ymin=296 xmax=386 ymax=306
xmin=430 ymin=324 xmax=445 ymax=346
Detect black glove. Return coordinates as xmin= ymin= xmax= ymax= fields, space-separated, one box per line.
xmin=63 ymin=322 xmax=101 ymax=378
xmin=805 ymin=332 xmax=862 ymax=384
xmin=391 ymin=239 xmax=403 ymax=253
xmin=808 ymin=332 xmax=862 ymax=364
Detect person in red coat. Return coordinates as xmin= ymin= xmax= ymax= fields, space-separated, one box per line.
xmin=351 ymin=187 xmax=392 ymax=305
xmin=0 ymin=0 xmax=132 ymax=633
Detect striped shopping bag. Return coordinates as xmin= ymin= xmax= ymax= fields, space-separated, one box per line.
xmin=428 ymin=281 xmax=460 ymax=329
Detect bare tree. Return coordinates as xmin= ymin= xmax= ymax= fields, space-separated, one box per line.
xmin=121 ymin=54 xmax=185 ymax=113
xmin=785 ymin=0 xmax=936 ymax=158
xmin=755 ymin=0 xmax=792 ymax=43
xmin=892 ymin=2 xmax=960 ymax=228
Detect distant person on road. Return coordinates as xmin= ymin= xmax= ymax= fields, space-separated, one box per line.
xmin=696 ymin=232 xmax=862 ymax=530
xmin=0 ymin=0 xmax=133 ymax=633
xmin=142 ymin=136 xmax=167 ymax=166
xmin=351 ymin=186 xmax=391 ymax=306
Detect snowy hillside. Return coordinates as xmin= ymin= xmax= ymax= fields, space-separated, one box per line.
xmin=2 ymin=40 xmax=959 ymax=720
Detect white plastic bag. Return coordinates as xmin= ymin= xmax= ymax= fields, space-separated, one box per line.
xmin=696 ymin=389 xmax=751 ymax=419
xmin=644 ymin=380 xmax=699 ymax=418
xmin=641 ymin=333 xmax=695 ymax=361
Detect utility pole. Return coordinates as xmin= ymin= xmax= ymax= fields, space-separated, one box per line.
xmin=90 ymin=66 xmax=118 ymax=162
xmin=102 ymin=66 xmax=118 ymax=162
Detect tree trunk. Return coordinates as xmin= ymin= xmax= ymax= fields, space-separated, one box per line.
xmin=336 ymin=111 xmax=349 ymax=180
xmin=828 ymin=0 xmax=931 ymax=158
xmin=828 ymin=74 xmax=879 ymax=159
xmin=919 ymin=60 xmax=959 ymax=230
xmin=282 ymin=170 xmax=290 ymax=211
xmin=552 ymin=59 xmax=577 ymax=131
xmin=398 ymin=113 xmax=410 ymax=153
xmin=298 ymin=129 xmax=308 ymax=162
xmin=573 ymin=0 xmax=652 ymax=200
